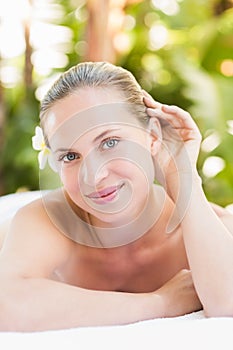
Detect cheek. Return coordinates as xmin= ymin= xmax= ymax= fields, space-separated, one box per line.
xmin=61 ymin=167 xmax=89 ymax=208
xmin=115 ymin=155 xmax=154 ymax=189
xmin=60 ymin=165 xmax=81 ymax=192
xmin=118 ymin=139 xmax=154 ymax=184
xmin=118 ymin=152 xmax=154 ymax=184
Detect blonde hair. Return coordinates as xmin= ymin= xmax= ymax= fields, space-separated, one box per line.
xmin=40 ymin=62 xmax=148 ymax=143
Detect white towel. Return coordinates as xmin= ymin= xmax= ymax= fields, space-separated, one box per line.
xmin=0 ymin=311 xmax=233 ymax=350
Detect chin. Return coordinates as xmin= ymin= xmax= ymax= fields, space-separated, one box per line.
xmin=92 ymin=195 xmax=149 ymax=227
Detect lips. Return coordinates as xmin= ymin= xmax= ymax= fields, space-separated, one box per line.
xmin=85 ymin=183 xmax=124 ymax=202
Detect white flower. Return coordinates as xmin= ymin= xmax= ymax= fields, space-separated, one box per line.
xmin=32 ymin=126 xmax=57 ymax=172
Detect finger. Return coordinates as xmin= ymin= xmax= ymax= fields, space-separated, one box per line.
xmin=161 ymin=104 xmax=198 ymax=130
xmin=143 ymin=96 xmax=161 ymax=109
xmin=146 ymin=109 xmax=169 ymax=129
xmin=142 ymin=90 xmax=162 ymax=108
xmin=142 ymin=89 xmax=154 ymax=100
xmin=147 ymin=106 xmax=198 ymax=133
xmin=147 ymin=108 xmax=191 ymax=130
xmin=147 ymin=108 xmax=198 ymax=143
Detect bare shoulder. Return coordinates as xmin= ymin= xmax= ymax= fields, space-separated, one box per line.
xmin=0 ymin=190 xmax=75 ymax=278
xmin=211 ymin=202 xmax=233 ymax=236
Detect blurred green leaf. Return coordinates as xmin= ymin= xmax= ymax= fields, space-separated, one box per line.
xmin=1 ymin=0 xmax=233 ymax=207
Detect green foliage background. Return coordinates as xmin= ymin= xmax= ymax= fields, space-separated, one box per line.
xmin=1 ymin=0 xmax=233 ymax=206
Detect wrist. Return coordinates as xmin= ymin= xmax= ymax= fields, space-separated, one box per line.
xmin=150 ymin=292 xmax=166 ymax=318
xmin=165 ymin=170 xmax=202 ymax=200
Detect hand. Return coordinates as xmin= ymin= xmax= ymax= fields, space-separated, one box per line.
xmin=155 ymin=269 xmax=202 ymax=317
xmin=143 ymin=91 xmax=202 ymax=188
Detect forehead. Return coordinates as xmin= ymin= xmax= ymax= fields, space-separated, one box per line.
xmin=45 ymin=87 xmax=124 ymax=133
xmin=47 ymin=101 xmax=143 ymax=151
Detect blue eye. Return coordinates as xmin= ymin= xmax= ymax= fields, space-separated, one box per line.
xmin=101 ymin=138 xmax=119 ymax=150
xmin=60 ymin=152 xmax=79 ymax=163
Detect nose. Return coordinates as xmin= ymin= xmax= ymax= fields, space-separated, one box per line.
xmin=80 ymin=153 xmax=109 ymax=186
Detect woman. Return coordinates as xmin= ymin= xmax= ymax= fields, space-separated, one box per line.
xmin=0 ymin=62 xmax=232 ymax=331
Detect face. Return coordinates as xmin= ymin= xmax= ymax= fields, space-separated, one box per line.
xmin=45 ymin=88 xmax=157 ymax=227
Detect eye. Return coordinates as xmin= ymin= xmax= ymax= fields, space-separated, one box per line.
xmin=59 ymin=152 xmax=79 ymax=163
xmin=101 ymin=138 xmax=119 ymax=150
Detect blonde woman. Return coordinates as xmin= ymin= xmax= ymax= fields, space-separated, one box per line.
xmin=0 ymin=62 xmax=232 ymax=331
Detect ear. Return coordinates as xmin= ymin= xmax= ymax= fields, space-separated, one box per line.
xmin=148 ymin=117 xmax=162 ymax=156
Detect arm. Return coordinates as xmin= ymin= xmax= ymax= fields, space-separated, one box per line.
xmin=176 ymin=174 xmax=233 ymax=317
xmin=0 ymin=201 xmax=200 ymax=331
xmin=0 ymin=275 xmax=160 ymax=331
xmin=144 ymin=95 xmax=233 ymax=317
xmin=0 ymin=269 xmax=200 ymax=332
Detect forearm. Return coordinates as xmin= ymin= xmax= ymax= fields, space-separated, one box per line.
xmin=0 ymin=277 xmax=163 ymax=332
xmin=170 ymin=173 xmax=233 ymax=316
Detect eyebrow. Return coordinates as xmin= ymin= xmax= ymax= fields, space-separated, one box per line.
xmin=93 ymin=128 xmax=121 ymax=143
xmin=54 ymin=128 xmax=121 ymax=154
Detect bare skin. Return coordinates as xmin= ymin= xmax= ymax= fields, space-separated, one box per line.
xmin=0 ymin=187 xmax=229 ymax=293
xmin=0 ymin=186 xmax=200 ymax=331
xmin=0 ymin=87 xmax=232 ymax=332
xmin=0 ymin=185 xmax=231 ymax=331
xmin=0 ymin=185 xmax=187 ymax=290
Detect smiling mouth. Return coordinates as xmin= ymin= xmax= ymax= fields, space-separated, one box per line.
xmin=85 ymin=183 xmax=124 ymax=203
